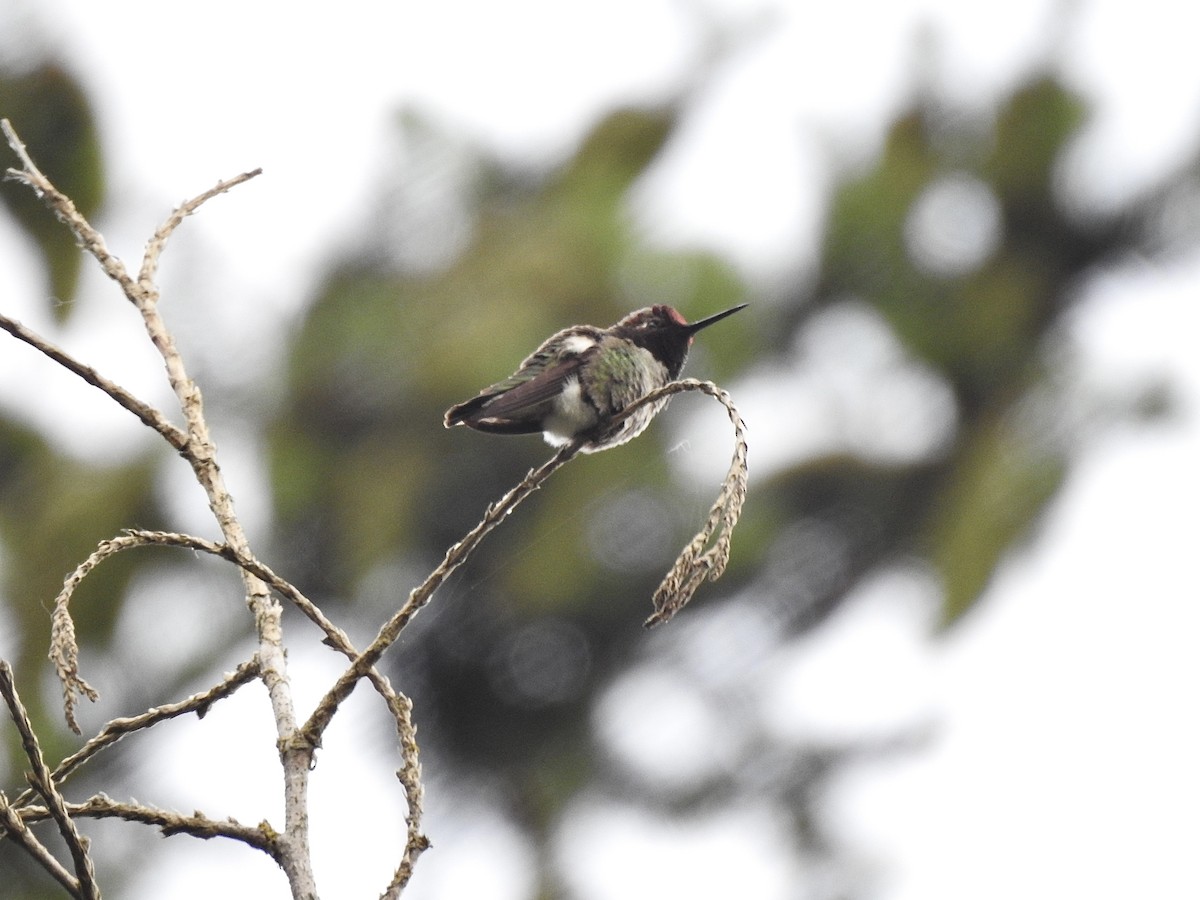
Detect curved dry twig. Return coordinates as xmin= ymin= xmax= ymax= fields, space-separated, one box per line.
xmin=139 ymin=170 xmax=262 ymax=294
xmin=48 ymin=529 xmax=352 ymax=664
xmin=605 ymin=378 xmax=749 ymax=626
xmin=383 ymin=689 xmax=431 ymax=896
xmin=49 ymin=534 xmax=140 ymax=733
xmin=45 ymin=531 xmax=268 ymax=732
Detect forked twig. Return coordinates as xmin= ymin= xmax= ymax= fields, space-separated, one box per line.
xmin=0 ymin=315 xmax=189 ymax=450
xmin=42 ymin=527 xmax=428 ymax=866
xmin=2 ymin=117 xmax=320 ymax=895
xmin=0 ymin=662 xmax=100 ymax=899
xmin=0 ymin=793 xmax=80 ymax=896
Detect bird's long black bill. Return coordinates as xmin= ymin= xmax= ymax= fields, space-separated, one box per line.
xmin=684 ymin=303 xmax=748 ymax=335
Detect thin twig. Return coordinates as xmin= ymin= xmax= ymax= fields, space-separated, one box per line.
xmin=54 ymin=528 xmax=403 ymax=708
xmin=381 ymin=690 xmax=431 ymax=897
xmin=138 ymin=169 xmax=262 ymax=298
xmin=0 ymin=314 xmax=189 ymax=451
xmin=3 ymin=118 xmax=142 ymax=298
xmin=44 ymin=531 xmax=264 ymax=732
xmin=46 ymin=529 xmax=349 ymax=690
xmin=17 ymin=793 xmax=280 ymax=862
xmin=117 ymin=530 xmax=357 ymax=656
xmin=0 ymin=662 xmax=101 ymax=899
xmin=2 ymin=658 xmax=262 ymax=853
xmin=0 ymin=791 xmax=81 ymax=896
xmin=50 ymin=535 xmax=133 ymax=733
xmin=301 ymin=440 xmax=583 ymax=749
xmin=23 ymin=660 xmax=260 ymax=812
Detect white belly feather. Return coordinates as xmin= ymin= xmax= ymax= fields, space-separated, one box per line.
xmin=542 ymin=377 xmax=598 ymax=445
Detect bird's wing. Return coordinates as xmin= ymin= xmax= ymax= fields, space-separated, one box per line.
xmin=444 ymin=326 xmax=601 ymax=432
xmin=458 ymin=356 xmax=587 ymax=430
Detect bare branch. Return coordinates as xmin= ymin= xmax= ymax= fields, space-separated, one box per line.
xmin=41 ymin=527 xmax=430 ymax=869
xmin=4 ymin=118 xmax=317 ymax=895
xmin=0 ymin=662 xmax=100 ymax=899
xmin=3 ymin=118 xmax=142 ymax=299
xmin=50 ymin=660 xmax=260 ymax=800
xmin=112 ymin=530 xmax=356 ymax=656
xmin=43 ymin=531 xmax=261 ymax=732
xmin=114 ymin=171 xmax=317 ymax=890
xmin=382 ymin=690 xmax=430 ymax=897
xmin=0 ymin=791 xmax=82 ymax=896
xmin=78 ymin=528 xmax=396 ymax=690
xmin=138 ymin=168 xmax=262 ymax=296
xmin=0 ymin=315 xmax=189 ymax=451
xmin=301 ymin=440 xmax=583 ymax=749
xmin=17 ymin=793 xmax=280 ymax=862
xmin=127 ymin=533 xmax=433 ymax=871
xmin=5 ymin=659 xmax=259 ymax=822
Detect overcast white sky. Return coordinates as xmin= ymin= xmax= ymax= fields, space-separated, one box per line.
xmin=2 ymin=1 xmax=1198 ymax=898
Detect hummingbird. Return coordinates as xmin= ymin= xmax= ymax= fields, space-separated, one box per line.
xmin=444 ymin=303 xmax=747 ymax=453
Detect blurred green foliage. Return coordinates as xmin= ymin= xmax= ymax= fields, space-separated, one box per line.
xmin=806 ymin=77 xmax=1132 ymax=626
xmin=0 ymin=63 xmax=105 ymax=319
